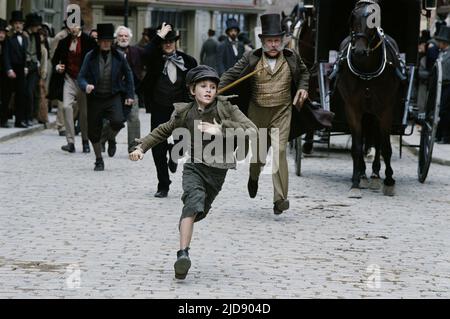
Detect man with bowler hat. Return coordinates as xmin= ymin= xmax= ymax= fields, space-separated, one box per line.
xmin=3 ymin=11 xmax=28 ymax=128
xmin=220 ymin=14 xmax=310 ymax=215
xmin=140 ymin=22 xmax=197 ymax=198
xmin=78 ymin=23 xmax=135 ymax=171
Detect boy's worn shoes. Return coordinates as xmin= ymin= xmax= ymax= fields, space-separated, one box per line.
xmin=248 ymin=177 xmax=259 ymax=198
xmin=174 ymin=248 xmax=191 ymax=280
xmin=62 ymin=143 xmax=75 ymax=153
xmin=274 ymin=199 xmax=290 ymax=215
xmin=94 ymin=159 xmax=105 ymax=171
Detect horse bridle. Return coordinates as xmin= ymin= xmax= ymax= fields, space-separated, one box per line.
xmin=346 ymin=27 xmax=387 ymax=81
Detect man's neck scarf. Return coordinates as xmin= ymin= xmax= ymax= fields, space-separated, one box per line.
xmin=162 ymin=52 xmax=187 ymax=75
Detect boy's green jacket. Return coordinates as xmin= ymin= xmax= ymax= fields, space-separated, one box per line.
xmin=134 ymin=96 xmax=258 ymax=153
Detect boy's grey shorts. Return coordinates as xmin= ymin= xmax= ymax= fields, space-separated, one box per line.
xmin=181 ymin=163 xmax=228 ymax=224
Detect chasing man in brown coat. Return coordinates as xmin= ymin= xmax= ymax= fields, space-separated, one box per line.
xmin=220 ymin=14 xmax=310 ymax=215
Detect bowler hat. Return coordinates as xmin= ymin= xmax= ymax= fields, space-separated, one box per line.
xmin=258 ymin=14 xmax=285 ymax=38
xmin=0 ymin=18 xmax=8 ymax=32
xmin=186 ymin=65 xmax=220 ymax=86
xmin=225 ymin=18 xmax=240 ymax=34
xmin=97 ymin=23 xmax=115 ymax=40
xmin=157 ymin=23 xmax=180 ymax=42
xmin=435 ymin=25 xmax=450 ymax=44
xmin=10 ymin=10 xmax=25 ymax=24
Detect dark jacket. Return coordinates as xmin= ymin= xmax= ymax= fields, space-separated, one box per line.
xmin=4 ymin=33 xmax=29 ymax=71
xmin=219 ymin=48 xmax=310 ymax=140
xmin=52 ymin=32 xmax=96 ymax=70
xmin=217 ymin=38 xmax=245 ymax=76
xmin=115 ymin=44 xmax=145 ymax=93
xmin=140 ymin=34 xmax=198 ymax=111
xmin=200 ymin=38 xmax=219 ymax=71
xmin=77 ymin=48 xmax=135 ymax=100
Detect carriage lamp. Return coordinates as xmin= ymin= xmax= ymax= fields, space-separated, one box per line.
xmin=303 ymin=0 xmax=315 ymax=9
xmin=423 ymin=0 xmax=437 ymax=10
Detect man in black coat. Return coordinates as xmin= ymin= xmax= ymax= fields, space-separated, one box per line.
xmin=216 ymin=18 xmax=245 ymax=76
xmin=141 ymin=22 xmax=197 ymax=198
xmin=78 ymin=24 xmax=135 ymax=172
xmin=0 ymin=18 xmax=10 ymax=127
xmin=53 ymin=19 xmax=96 ymax=153
xmin=3 ymin=11 xmax=29 ymax=128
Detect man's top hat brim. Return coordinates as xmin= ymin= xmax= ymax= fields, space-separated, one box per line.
xmin=258 ymin=31 xmax=286 ymax=38
xmin=435 ymin=35 xmax=450 ymax=43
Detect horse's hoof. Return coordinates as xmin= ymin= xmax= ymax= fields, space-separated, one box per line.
xmin=348 ymin=188 xmax=362 ymax=199
xmin=360 ymin=177 xmax=369 ymax=189
xmin=383 ymin=185 xmax=396 ymax=197
xmin=369 ymin=178 xmax=382 ymax=191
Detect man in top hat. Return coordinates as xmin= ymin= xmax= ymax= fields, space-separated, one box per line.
xmin=53 ymin=17 xmax=96 ymax=153
xmin=217 ymin=18 xmax=245 ymax=76
xmin=220 ymin=13 xmax=310 ymax=215
xmin=23 ymin=13 xmax=43 ymax=125
xmin=3 ymin=11 xmax=29 ymax=128
xmin=140 ymin=22 xmax=197 ymax=198
xmin=78 ymin=23 xmax=135 ymax=171
xmin=435 ymin=26 xmax=450 ymax=144
xmin=99 ymin=25 xmax=145 ymax=157
xmin=0 ymin=18 xmax=10 ymax=127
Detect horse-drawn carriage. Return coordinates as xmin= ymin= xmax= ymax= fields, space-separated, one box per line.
xmin=286 ymin=0 xmax=441 ymax=193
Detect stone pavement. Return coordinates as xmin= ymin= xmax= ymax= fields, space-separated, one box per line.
xmin=0 ymin=110 xmax=449 ymax=299
xmin=0 ymin=114 xmax=56 ymax=143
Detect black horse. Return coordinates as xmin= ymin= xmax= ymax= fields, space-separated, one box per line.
xmin=335 ymin=0 xmax=404 ymax=197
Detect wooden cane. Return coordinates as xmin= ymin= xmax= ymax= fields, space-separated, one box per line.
xmin=218 ymin=65 xmax=267 ymax=95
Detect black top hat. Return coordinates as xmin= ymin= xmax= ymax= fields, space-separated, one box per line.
xmin=435 ymin=25 xmax=450 ymax=44
xmin=0 ymin=18 xmax=8 ymax=32
xmin=157 ymin=23 xmax=180 ymax=42
xmin=225 ymin=18 xmax=240 ymax=34
xmin=186 ymin=65 xmax=220 ymax=86
xmin=26 ymin=13 xmax=43 ymax=27
xmin=10 ymin=10 xmax=25 ymax=24
xmin=258 ymin=14 xmax=285 ymax=38
xmin=97 ymin=23 xmax=115 ymax=40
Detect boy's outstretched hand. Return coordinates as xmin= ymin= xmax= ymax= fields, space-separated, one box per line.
xmin=129 ymin=147 xmax=144 ymax=161
xmin=198 ymin=118 xmax=223 ymax=136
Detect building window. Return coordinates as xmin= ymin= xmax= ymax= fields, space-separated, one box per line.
xmin=151 ymin=10 xmax=188 ymax=52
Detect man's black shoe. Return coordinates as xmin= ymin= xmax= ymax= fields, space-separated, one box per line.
xmin=61 ymin=143 xmax=75 ymax=153
xmin=274 ymin=199 xmax=290 ymax=215
xmin=108 ymin=140 xmax=117 ymax=158
xmin=154 ymin=190 xmax=168 ymax=198
xmin=248 ymin=177 xmax=259 ymax=198
xmin=168 ymin=159 xmax=178 ymax=174
xmin=82 ymin=141 xmax=91 ymax=153
xmin=59 ymin=130 xmax=66 ymax=137
xmin=94 ymin=159 xmax=105 ymax=171
xmin=174 ymin=248 xmax=191 ymax=280
xmin=15 ymin=121 xmax=28 ymax=128
xmin=437 ymin=138 xmax=450 ymax=144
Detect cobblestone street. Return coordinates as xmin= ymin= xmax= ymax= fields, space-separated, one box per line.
xmin=0 ymin=111 xmax=449 ymax=298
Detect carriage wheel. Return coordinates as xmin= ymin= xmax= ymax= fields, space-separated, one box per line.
xmin=295 ymin=136 xmax=302 ymax=176
xmin=418 ymin=60 xmax=442 ymax=183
